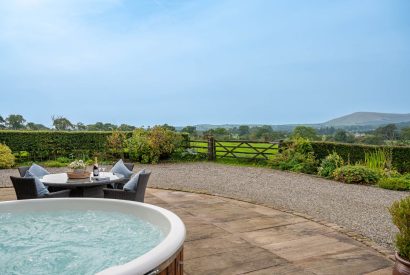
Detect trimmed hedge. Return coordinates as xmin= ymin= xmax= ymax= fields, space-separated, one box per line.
xmin=0 ymin=130 xmax=132 ymax=160
xmin=311 ymin=141 xmax=410 ymax=173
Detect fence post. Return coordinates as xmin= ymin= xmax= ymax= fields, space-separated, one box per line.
xmin=278 ymin=139 xmax=284 ymax=153
xmin=207 ymin=136 xmax=216 ymax=161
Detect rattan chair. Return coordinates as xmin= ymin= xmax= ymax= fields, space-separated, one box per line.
xmin=10 ymin=176 xmax=71 ymax=200
xmin=17 ymin=166 xmax=30 ymax=177
xmin=103 ymin=171 xmax=151 ymax=202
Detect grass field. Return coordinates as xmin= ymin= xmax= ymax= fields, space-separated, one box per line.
xmin=189 ymin=140 xmax=279 ymax=160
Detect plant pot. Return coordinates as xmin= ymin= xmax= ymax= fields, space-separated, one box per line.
xmin=393 ymin=252 xmax=410 ymax=275
xmin=73 ymin=169 xmax=86 ymax=174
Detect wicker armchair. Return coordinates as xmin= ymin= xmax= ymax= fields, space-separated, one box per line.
xmin=10 ymin=176 xmax=71 ymax=200
xmin=103 ymin=171 xmax=151 ymax=202
xmin=17 ymin=166 xmax=30 ymax=177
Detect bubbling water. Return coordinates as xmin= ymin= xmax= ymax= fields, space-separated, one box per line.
xmin=0 ymin=210 xmax=165 ymax=275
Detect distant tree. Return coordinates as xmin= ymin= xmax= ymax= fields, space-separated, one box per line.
xmin=0 ymin=116 xmax=5 ymax=129
xmin=6 ymin=114 xmax=26 ymax=129
xmin=76 ymin=122 xmax=87 ymax=131
xmin=400 ymin=127 xmax=410 ymax=141
xmin=291 ymin=126 xmax=318 ymax=140
xmin=161 ymin=124 xmax=176 ymax=131
xmin=181 ymin=126 xmax=197 ymax=135
xmin=374 ymin=124 xmax=398 ymax=140
xmin=52 ymin=116 xmax=74 ymax=131
xmin=238 ymin=125 xmax=250 ymax=136
xmin=26 ymin=122 xmax=48 ymax=130
xmin=87 ymin=122 xmax=117 ymax=131
xmin=118 ymin=124 xmax=136 ymax=131
xmin=361 ymin=135 xmax=384 ymax=145
xmin=333 ymin=129 xmax=355 ymax=143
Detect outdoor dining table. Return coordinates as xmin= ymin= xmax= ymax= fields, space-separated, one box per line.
xmin=41 ymin=172 xmax=125 ymax=198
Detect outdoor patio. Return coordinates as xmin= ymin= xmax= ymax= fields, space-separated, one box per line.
xmin=0 ymin=187 xmax=394 ymax=274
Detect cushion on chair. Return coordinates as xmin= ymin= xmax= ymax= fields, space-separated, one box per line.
xmin=28 ymin=163 xmax=50 ymax=178
xmin=24 ymin=170 xmax=50 ymax=197
xmin=111 ymin=159 xmax=133 ymax=178
xmin=123 ymin=169 xmax=145 ymax=192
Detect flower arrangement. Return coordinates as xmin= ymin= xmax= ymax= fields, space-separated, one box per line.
xmin=68 ymin=160 xmax=86 ymax=171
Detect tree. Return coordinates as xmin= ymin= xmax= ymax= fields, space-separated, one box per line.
xmin=400 ymin=127 xmax=410 ymax=141
xmin=6 ymin=114 xmax=26 ymax=129
xmin=375 ymin=124 xmax=398 ymax=140
xmin=181 ymin=126 xmax=197 ymax=135
xmin=161 ymin=124 xmax=176 ymax=131
xmin=0 ymin=116 xmax=5 ymax=129
xmin=52 ymin=116 xmax=74 ymax=131
xmin=333 ymin=129 xmax=355 ymax=143
xmin=118 ymin=124 xmax=136 ymax=131
xmin=291 ymin=126 xmax=318 ymax=140
xmin=238 ymin=125 xmax=250 ymax=136
xmin=76 ymin=122 xmax=87 ymax=131
xmin=87 ymin=122 xmax=117 ymax=131
xmin=26 ymin=122 xmax=48 ymax=130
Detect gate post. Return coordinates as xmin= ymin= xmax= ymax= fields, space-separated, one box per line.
xmin=207 ymin=136 xmax=216 ymax=161
xmin=278 ymin=139 xmax=284 ymax=153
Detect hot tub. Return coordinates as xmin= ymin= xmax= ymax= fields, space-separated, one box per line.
xmin=0 ymin=198 xmax=186 ymax=275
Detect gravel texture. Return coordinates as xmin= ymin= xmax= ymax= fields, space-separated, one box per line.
xmin=1 ymin=162 xmax=408 ymax=250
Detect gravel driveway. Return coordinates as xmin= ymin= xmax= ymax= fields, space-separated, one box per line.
xmin=1 ymin=162 xmax=408 ymax=250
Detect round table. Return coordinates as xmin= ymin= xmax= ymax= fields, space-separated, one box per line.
xmin=41 ymin=172 xmax=125 ymax=198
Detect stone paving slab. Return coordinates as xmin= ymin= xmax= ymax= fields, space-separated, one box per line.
xmin=0 ymin=187 xmax=394 ymax=274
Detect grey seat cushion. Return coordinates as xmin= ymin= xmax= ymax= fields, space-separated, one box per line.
xmin=28 ymin=163 xmax=50 ymax=178
xmin=123 ymin=169 xmax=145 ymax=192
xmin=111 ymin=159 xmax=133 ymax=178
xmin=24 ymin=170 xmax=50 ymax=197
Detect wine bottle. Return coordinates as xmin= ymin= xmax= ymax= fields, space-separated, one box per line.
xmin=93 ymin=157 xmax=99 ymax=177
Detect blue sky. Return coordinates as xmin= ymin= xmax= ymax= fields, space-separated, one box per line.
xmin=0 ymin=0 xmax=409 ymax=127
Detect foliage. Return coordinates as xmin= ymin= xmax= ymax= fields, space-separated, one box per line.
xmin=401 ymin=127 xmax=410 ymax=141
xmin=291 ymin=126 xmax=319 ymax=141
xmin=106 ymin=131 xmax=127 ymax=158
xmin=6 ymin=114 xmax=26 ymax=130
xmin=127 ymin=126 xmax=183 ymax=164
xmin=26 ymin=122 xmax=48 ymax=130
xmin=52 ymin=116 xmax=74 ymax=130
xmin=271 ymin=137 xmax=318 ymax=174
xmin=333 ymin=130 xmax=355 ymax=143
xmin=364 ymin=149 xmax=392 ymax=170
xmin=374 ymin=124 xmax=398 ymax=141
xmin=317 ymin=152 xmax=344 ymax=178
xmin=0 ymin=144 xmax=15 ymax=168
xmin=389 ymin=197 xmax=410 ymax=261
xmin=181 ymin=126 xmax=197 ymax=135
xmin=378 ymin=177 xmax=410 ymax=191
xmin=310 ymin=141 xmax=410 ymax=173
xmin=332 ymin=165 xmax=380 ymax=184
xmin=0 ymin=130 xmax=132 ymax=161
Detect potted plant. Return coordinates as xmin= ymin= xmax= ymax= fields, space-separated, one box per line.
xmin=68 ymin=160 xmax=86 ymax=174
xmin=389 ymin=196 xmax=410 ymax=275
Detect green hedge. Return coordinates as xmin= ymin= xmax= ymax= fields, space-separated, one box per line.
xmin=311 ymin=141 xmax=410 ymax=173
xmin=0 ymin=130 xmax=132 ymax=160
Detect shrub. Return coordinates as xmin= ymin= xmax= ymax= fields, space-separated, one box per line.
xmin=389 ymin=197 xmax=410 ymax=261
xmin=271 ymin=138 xmax=318 ymax=174
xmin=0 ymin=143 xmax=15 ymax=168
xmin=332 ymin=165 xmax=380 ymax=184
xmin=318 ymin=152 xmax=344 ymax=178
xmin=127 ymin=127 xmax=183 ymax=164
xmin=309 ymin=141 xmax=410 ymax=173
xmin=106 ymin=131 xmax=127 ymax=158
xmin=378 ymin=177 xmax=410 ymax=191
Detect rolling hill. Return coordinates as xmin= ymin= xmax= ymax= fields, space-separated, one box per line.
xmin=322 ymin=112 xmax=410 ymax=126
